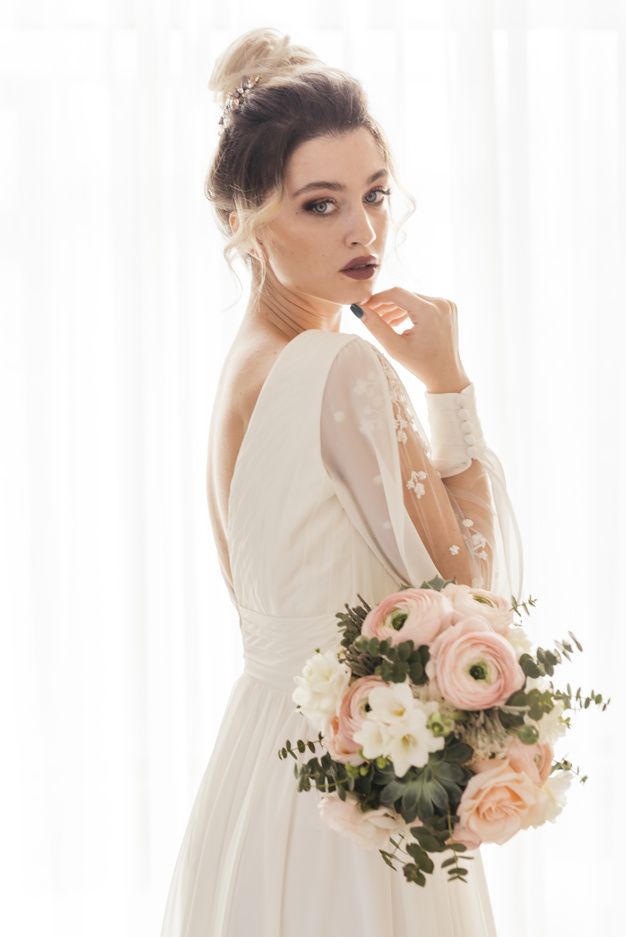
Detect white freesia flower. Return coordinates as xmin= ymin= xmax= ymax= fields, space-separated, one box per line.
xmin=385 ymin=708 xmax=445 ymax=777
xmin=351 ymin=718 xmax=392 ymax=760
xmin=353 ymin=681 xmax=445 ymax=778
xmin=292 ymin=649 xmax=351 ymax=734
xmin=366 ymin=681 xmax=420 ymax=726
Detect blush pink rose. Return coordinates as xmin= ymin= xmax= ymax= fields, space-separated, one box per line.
xmin=441 ymin=583 xmax=514 ymax=635
xmin=450 ymin=758 xmax=546 ymax=847
xmin=470 ymin=738 xmax=553 ymax=785
xmin=318 ymin=792 xmax=411 ymax=850
xmin=361 ymin=588 xmax=457 ymax=648
xmin=326 ymin=675 xmax=387 ymax=766
xmin=426 ymin=615 xmax=525 ymax=710
xmin=505 ymin=737 xmax=553 ymax=786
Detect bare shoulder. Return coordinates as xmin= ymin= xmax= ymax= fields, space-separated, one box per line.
xmin=229 ymin=330 xmax=292 ymax=416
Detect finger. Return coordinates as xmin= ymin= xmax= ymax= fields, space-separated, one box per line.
xmin=380 ymin=310 xmax=411 ymax=326
xmin=360 ymin=287 xmax=437 ymax=324
xmin=352 ymin=305 xmax=405 ymax=355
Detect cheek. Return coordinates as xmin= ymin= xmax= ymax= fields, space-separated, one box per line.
xmin=268 ymin=223 xmax=325 ymax=275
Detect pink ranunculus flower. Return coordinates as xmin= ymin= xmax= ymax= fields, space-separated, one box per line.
xmin=425 ymin=615 xmax=525 ymax=710
xmin=441 ymin=583 xmax=514 ymax=635
xmin=450 ymin=758 xmax=546 ymax=847
xmin=361 ymin=588 xmax=457 ymax=649
xmin=326 ymin=675 xmax=388 ymax=766
xmin=317 ymin=791 xmax=411 ymax=850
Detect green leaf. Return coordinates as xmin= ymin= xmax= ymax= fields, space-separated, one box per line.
xmin=514 ymin=723 xmax=539 ymax=744
xmin=397 ymin=640 xmax=414 ymax=660
xmin=519 ymin=654 xmax=542 ymax=678
xmin=444 ymin=741 xmax=474 ymax=764
xmin=401 ymin=783 xmax=419 ymax=817
xmin=411 ymin=828 xmax=446 ymax=853
xmin=403 ymin=864 xmax=427 ymax=886
xmin=380 ymin=780 xmax=406 ymax=805
xmin=379 ymin=850 xmax=398 ymax=870
xmin=406 ymin=842 xmax=435 ymax=873
xmin=427 ymin=779 xmax=449 ymax=812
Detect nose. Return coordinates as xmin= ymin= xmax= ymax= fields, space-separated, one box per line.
xmin=345 ymin=202 xmax=378 ymax=248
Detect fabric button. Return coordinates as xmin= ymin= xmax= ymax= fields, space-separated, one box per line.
xmin=467 ymin=446 xmax=478 ymax=458
xmin=458 ymin=408 xmax=469 ymax=419
xmin=465 ymin=433 xmax=476 ymax=444
xmin=461 ymin=421 xmax=472 ymax=432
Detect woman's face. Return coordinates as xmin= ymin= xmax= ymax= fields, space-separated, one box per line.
xmin=258 ymin=127 xmax=390 ymax=307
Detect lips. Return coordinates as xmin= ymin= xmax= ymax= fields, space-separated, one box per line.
xmin=340 ymin=254 xmax=378 ymax=271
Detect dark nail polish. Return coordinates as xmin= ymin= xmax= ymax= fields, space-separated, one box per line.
xmin=350 ymin=303 xmax=364 ymax=318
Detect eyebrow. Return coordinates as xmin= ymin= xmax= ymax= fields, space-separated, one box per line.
xmin=292 ymin=168 xmax=388 ymax=198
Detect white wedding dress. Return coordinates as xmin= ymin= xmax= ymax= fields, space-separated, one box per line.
xmin=159 ymin=327 xmax=523 ymax=936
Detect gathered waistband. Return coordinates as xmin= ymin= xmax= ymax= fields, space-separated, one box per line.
xmin=237 ymin=604 xmax=342 ymax=694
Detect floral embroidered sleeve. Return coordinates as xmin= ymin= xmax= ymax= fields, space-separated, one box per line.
xmin=320 ymin=336 xmax=523 ymax=600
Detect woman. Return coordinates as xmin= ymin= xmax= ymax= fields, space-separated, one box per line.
xmin=160 ymin=26 xmax=523 ymax=936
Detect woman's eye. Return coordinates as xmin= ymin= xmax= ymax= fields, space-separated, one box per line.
xmin=304 ymin=186 xmax=392 ymax=216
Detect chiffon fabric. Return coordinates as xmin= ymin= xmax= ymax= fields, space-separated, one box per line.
xmin=159 ymin=328 xmax=523 ymax=936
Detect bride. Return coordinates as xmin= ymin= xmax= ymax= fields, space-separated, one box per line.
xmin=160 ymin=25 xmax=523 ymax=937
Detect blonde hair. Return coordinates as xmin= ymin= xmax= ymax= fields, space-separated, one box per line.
xmin=204 ymin=27 xmax=415 ymax=303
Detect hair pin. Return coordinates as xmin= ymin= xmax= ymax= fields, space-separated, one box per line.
xmin=218 ymin=75 xmax=262 ymax=131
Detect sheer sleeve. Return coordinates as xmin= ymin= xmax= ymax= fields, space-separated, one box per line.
xmin=320 ymin=337 xmax=523 ymax=602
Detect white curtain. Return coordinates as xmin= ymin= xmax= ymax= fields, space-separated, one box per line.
xmin=1 ymin=2 xmax=623 ymax=934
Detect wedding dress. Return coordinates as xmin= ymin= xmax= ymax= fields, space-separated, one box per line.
xmin=159 ymin=327 xmax=523 ymax=936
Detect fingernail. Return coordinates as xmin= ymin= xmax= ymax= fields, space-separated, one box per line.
xmin=350 ymin=303 xmax=364 ymax=319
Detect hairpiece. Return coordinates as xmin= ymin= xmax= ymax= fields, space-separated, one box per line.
xmin=218 ymin=75 xmax=262 ymax=132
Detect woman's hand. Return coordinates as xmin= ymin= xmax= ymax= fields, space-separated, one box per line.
xmin=353 ymin=288 xmax=471 ymax=393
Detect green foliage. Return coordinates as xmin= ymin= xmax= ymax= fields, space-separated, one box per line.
xmin=335 ymin=593 xmax=373 ymax=649
xmin=379 ymin=738 xmax=473 ymax=824
xmin=341 ymin=633 xmax=432 ymax=685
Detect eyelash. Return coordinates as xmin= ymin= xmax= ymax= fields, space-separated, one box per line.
xmin=303 ymin=186 xmax=392 ymax=217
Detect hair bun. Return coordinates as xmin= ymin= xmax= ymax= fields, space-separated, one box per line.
xmin=208 ymin=26 xmax=321 ymax=107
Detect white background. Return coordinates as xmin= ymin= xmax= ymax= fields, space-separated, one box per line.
xmin=0 ymin=1 xmax=623 ymax=934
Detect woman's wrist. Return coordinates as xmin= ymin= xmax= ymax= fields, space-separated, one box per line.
xmin=425 ymin=371 xmax=472 ymax=394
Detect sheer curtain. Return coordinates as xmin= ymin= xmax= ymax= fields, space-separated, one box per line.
xmin=1 ymin=2 xmax=623 ymax=935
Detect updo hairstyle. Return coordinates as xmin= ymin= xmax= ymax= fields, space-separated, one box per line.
xmin=204 ymin=27 xmax=414 ymax=299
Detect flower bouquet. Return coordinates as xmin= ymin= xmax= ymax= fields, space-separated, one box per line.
xmin=277 ymin=576 xmax=610 ymax=888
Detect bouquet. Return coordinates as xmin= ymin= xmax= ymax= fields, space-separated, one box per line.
xmin=277 ymin=576 xmax=610 ymax=888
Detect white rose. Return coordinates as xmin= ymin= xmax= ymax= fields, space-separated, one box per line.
xmin=526 ymin=770 xmax=573 ymax=827
xmin=318 ymin=792 xmax=411 ymax=850
xmin=292 ymin=649 xmax=351 ymax=734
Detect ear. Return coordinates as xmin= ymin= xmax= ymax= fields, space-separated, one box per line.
xmin=228 ymin=211 xmax=238 ymax=235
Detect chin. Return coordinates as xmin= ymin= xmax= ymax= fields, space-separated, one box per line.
xmin=353 ymin=286 xmax=376 ymax=305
